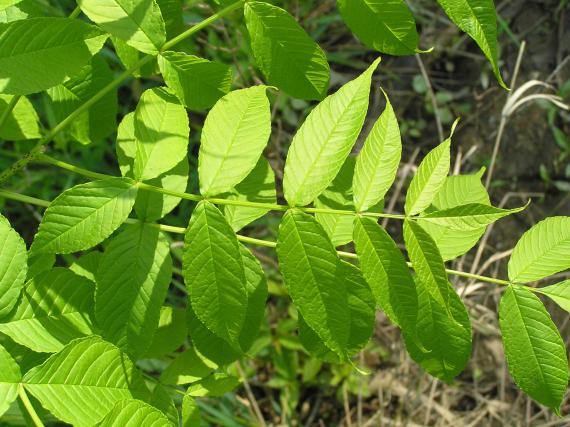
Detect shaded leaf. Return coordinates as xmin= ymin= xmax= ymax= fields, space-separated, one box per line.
xmin=0 ymin=213 xmax=27 ymax=317
xmin=0 ymin=94 xmax=40 ymax=140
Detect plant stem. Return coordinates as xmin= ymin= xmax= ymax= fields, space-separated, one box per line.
xmin=0 ymin=95 xmax=21 ymax=133
xmin=68 ymin=5 xmax=81 ymax=18
xmin=0 ymin=0 xmax=246 ymax=185
xmin=18 ymin=385 xmax=45 ymax=427
xmin=0 ymin=189 xmax=515 ymax=287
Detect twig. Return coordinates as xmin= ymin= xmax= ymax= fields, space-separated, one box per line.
xmin=237 ymin=361 xmax=267 ymax=427
xmin=415 ymin=54 xmax=444 ymax=142
xmin=18 ymin=385 xmax=45 ymax=427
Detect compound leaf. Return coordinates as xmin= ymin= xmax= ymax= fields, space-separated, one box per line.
xmin=0 ymin=17 xmax=107 ymax=95
xmin=97 ymin=399 xmax=171 ymax=427
xmin=337 ymin=0 xmax=419 ymax=56
xmin=23 ymin=336 xmax=150 ymax=427
xmin=199 ymin=86 xmax=271 ymax=196
xmin=283 ymin=58 xmax=380 ymax=207
xmin=244 ymin=1 xmax=330 ymax=100
xmin=0 ymin=344 xmax=20 ymax=418
xmin=499 ymin=285 xmax=568 ymax=413
xmin=508 ymin=216 xmax=570 ymax=283
xmin=0 ymin=268 xmax=95 ymax=353
xmin=78 ymin=0 xmax=166 ymax=54
xmin=535 ymin=280 xmax=570 ymax=314
xmin=0 ymin=214 xmax=27 ymax=317
xmin=31 ymin=178 xmax=138 ymax=254
xmin=96 ymin=223 xmax=172 ymax=359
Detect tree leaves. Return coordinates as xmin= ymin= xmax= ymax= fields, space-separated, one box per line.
xmin=535 ymin=280 xmax=570 ymax=314
xmin=337 ymin=0 xmax=420 ymax=56
xmin=96 ymin=399 xmax=171 ymax=427
xmin=31 ymin=178 xmax=138 ymax=254
xmin=245 ymin=1 xmax=330 ymax=100
xmin=499 ymin=285 xmax=568 ymax=413
xmin=96 ymin=223 xmax=172 ymax=359
xmin=0 ymin=17 xmax=107 ymax=95
xmin=199 ymin=86 xmax=271 ymax=197
xmin=159 ymin=51 xmax=233 ymax=111
xmin=283 ymin=58 xmax=380 ymax=207
xmin=78 ymin=0 xmax=166 ymax=54
xmin=0 ymin=344 xmax=20 ymax=418
xmin=0 ymin=214 xmax=27 ymax=317
xmin=0 ymin=94 xmax=40 ymax=140
xmin=508 ymin=217 xmax=570 ymax=283
xmin=23 ymin=336 xmax=150 ymax=426
xmin=436 ymin=0 xmax=506 ymax=88
xmin=0 ymin=268 xmax=95 ymax=353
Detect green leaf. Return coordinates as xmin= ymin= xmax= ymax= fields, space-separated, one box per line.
xmin=508 ymin=217 xmax=570 ymax=283
xmin=0 ymin=1 xmax=44 ymax=23
xmin=0 ymin=17 xmax=107 ymax=95
xmin=182 ymin=395 xmax=201 ymax=427
xmin=283 ymin=58 xmax=380 ymax=207
xmin=298 ymin=260 xmax=375 ymax=362
xmin=0 ymin=344 xmax=20 ymax=418
xmin=244 ymin=1 xmax=330 ymax=100
xmin=224 ymin=157 xmax=277 ymax=232
xmin=96 ymin=223 xmax=172 ymax=358
xmin=187 ymin=242 xmax=267 ymax=365
xmin=199 ymin=86 xmax=271 ymax=196
xmin=535 ymin=280 xmax=570 ymax=313
xmin=144 ymin=306 xmax=187 ymax=358
xmin=353 ymin=217 xmax=417 ymax=331
xmin=159 ymin=51 xmax=233 ymax=111
xmin=148 ymin=383 xmax=177 ymax=425
xmin=183 ymin=201 xmax=248 ymax=347
xmin=23 ymin=336 xmax=150 ymax=426
xmin=0 ymin=214 xmax=27 ymax=317
xmin=403 ymin=220 xmax=450 ymax=310
xmin=78 ymin=0 xmax=166 ymax=54
xmin=47 ymin=55 xmax=117 ymax=145
xmin=31 ymin=178 xmax=138 ymax=254
xmin=337 ymin=0 xmax=419 ymax=56
xmin=97 ymin=399 xmax=172 ymax=427
xmin=112 ymin=36 xmax=158 ymax=77
xmin=69 ymin=250 xmax=101 ymax=282
xmin=499 ymin=285 xmax=568 ymax=412
xmin=403 ymin=277 xmax=472 ymax=382
xmin=419 ymin=202 xmax=527 ymax=231
xmin=26 ymin=252 xmax=55 ymax=281
xmin=0 ymin=94 xmax=40 ymax=140
xmin=132 ymin=87 xmax=190 ymax=181
xmin=277 ymin=209 xmax=355 ymax=359
xmin=436 ymin=0 xmax=506 ymax=88
xmin=353 ymin=90 xmax=402 ymax=212
xmin=417 ymin=172 xmax=490 ymax=260
xmin=186 ymin=373 xmax=240 ymax=397
xmin=160 ymin=346 xmax=216 ymax=385
xmin=405 ymin=135 xmax=452 ymax=216
xmin=0 ymin=268 xmax=95 ymax=353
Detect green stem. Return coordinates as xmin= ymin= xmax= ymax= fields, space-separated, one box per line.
xmin=18 ymin=385 xmax=45 ymax=427
xmin=68 ymin=5 xmax=81 ymax=18
xmin=0 ymin=95 xmax=21 ymax=133
xmin=0 ymin=189 xmax=513 ymax=287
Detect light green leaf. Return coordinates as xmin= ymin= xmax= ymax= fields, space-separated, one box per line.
xmin=419 ymin=202 xmax=527 ymax=231
xmin=0 ymin=94 xmax=40 ymax=140
xmin=404 ymin=277 xmax=472 ymax=381
xmin=244 ymin=1 xmax=330 ymax=100
xmin=96 ymin=223 xmax=172 ymax=358
xmin=405 ymin=135 xmax=452 ymax=216
xmin=186 ymin=373 xmax=240 ymax=397
xmin=418 ymin=172 xmax=490 ymax=260
xmin=508 ymin=216 xmax=570 ymax=283
xmin=353 ymin=90 xmax=401 ymax=212
xmin=535 ymin=280 xmax=570 ymax=313
xmin=97 ymin=399 xmax=171 ymax=427
xmin=26 ymin=252 xmax=55 ymax=281
xmin=224 ymin=157 xmax=277 ymax=232
xmin=353 ymin=216 xmax=417 ymax=331
xmin=159 ymin=51 xmax=233 ymax=111
xmin=132 ymin=87 xmax=189 ymax=181
xmin=23 ymin=336 xmax=150 ymax=427
xmin=182 ymin=395 xmax=201 ymax=427
xmin=0 ymin=214 xmax=27 ymax=317
xmin=0 ymin=17 xmax=107 ymax=95
xmin=183 ymin=201 xmax=248 ymax=347
xmin=403 ymin=220 xmax=450 ymax=309
xmin=187 ymin=242 xmax=267 ymax=365
xmin=0 ymin=268 xmax=95 ymax=353
xmin=160 ymin=346 xmax=216 ymax=385
xmin=436 ymin=0 xmax=506 ymax=88
xmin=0 ymin=1 xmax=44 ymax=23
xmin=31 ymin=178 xmax=138 ymax=254
xmin=69 ymin=250 xmax=101 ymax=282
xmin=298 ymin=260 xmax=375 ymax=362
xmin=47 ymin=55 xmax=117 ymax=145
xmin=78 ymin=0 xmax=166 ymax=54
xmin=283 ymin=58 xmax=380 ymax=207
xmin=0 ymin=0 xmax=21 ymax=11
xmin=337 ymin=0 xmax=419 ymax=56
xmin=144 ymin=306 xmax=187 ymax=358
xmin=112 ymin=36 xmax=158 ymax=77
xmin=499 ymin=285 xmax=568 ymax=412
xmin=0 ymin=344 xmax=20 ymax=418
xmin=277 ymin=209 xmax=353 ymax=359
xmin=199 ymin=86 xmax=271 ymax=196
